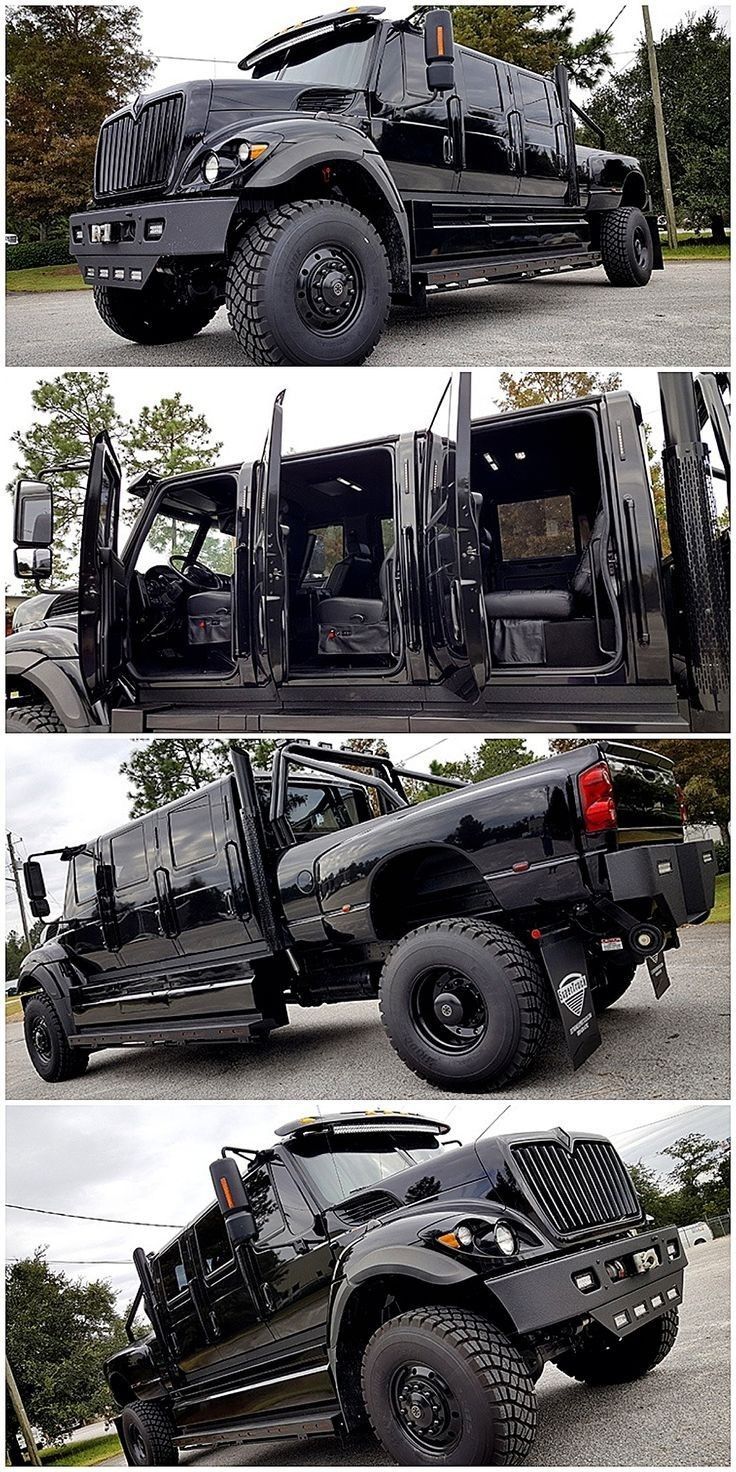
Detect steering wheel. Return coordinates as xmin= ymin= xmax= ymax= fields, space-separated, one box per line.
xmin=169 ymin=553 xmax=219 ymax=589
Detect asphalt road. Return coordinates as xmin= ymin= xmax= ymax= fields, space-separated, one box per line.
xmin=5 ymin=262 xmax=729 ymax=368
xmin=95 ymin=1236 xmax=729 ymax=1467
xmin=6 ymin=924 xmax=729 ymax=1102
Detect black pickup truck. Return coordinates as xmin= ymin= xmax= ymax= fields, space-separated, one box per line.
xmin=18 ymin=741 xmax=714 ymax=1089
xmin=68 ymin=6 xmax=662 ymax=366
xmin=106 ymin=1109 xmax=687 ymax=1466
xmin=7 ymin=370 xmax=730 ymax=736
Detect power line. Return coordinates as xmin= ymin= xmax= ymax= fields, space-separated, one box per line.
xmin=7 ymin=1204 xmax=182 ymax=1229
xmin=8 ymin=1258 xmax=133 ymax=1266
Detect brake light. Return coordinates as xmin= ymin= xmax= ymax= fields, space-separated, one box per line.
xmin=578 ymin=761 xmax=617 ymax=834
xmin=676 ymin=783 xmax=688 ymax=826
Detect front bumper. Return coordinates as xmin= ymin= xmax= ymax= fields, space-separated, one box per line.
xmin=489 ymin=1225 xmax=686 ymax=1339
xmin=602 ymin=838 xmax=716 ymax=928
xmin=69 ymin=197 xmax=238 ymax=288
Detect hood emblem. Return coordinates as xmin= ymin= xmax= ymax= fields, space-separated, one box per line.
xmin=556 ymin=1128 xmax=574 ymax=1152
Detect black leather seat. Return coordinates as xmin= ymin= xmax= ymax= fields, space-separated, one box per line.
xmin=483 ymin=507 xmax=606 ymax=622
xmin=187 ymin=590 xmax=232 ymax=646
xmin=322 ymin=541 xmax=374 ymax=600
xmin=317 ymin=548 xmax=395 ymax=657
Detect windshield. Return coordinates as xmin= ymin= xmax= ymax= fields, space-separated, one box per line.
xmin=245 ymin=22 xmax=378 ymax=87
xmin=289 ymin=1130 xmax=443 ymax=1205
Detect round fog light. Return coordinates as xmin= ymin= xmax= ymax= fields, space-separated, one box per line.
xmin=203 ymin=152 xmax=220 ymax=184
xmin=456 ymin=1225 xmax=473 ymax=1247
xmin=495 ymin=1222 xmax=517 ymax=1257
xmin=237 ymin=142 xmax=251 ymax=164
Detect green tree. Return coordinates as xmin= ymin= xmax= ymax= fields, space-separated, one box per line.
xmin=666 ymin=1133 xmax=730 ymax=1220
xmin=121 ymin=739 xmax=279 ymax=816
xmin=119 ymin=393 xmax=224 ymax=560
xmin=627 ymin=1161 xmax=673 ymax=1227
xmin=588 ymin=11 xmax=730 ymax=241
xmin=6 ymin=921 xmax=44 ymax=982
xmin=412 ymin=737 xmax=536 ymax=801
xmin=9 ymin=372 xmax=121 ymax=584
xmin=413 ymin=6 xmax=612 ymax=88
xmin=7 ymin=6 xmax=154 ymax=238
xmin=5 ymin=1252 xmax=127 ymax=1459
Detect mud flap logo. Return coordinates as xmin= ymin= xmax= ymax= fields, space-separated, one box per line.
xmin=558 ymin=971 xmax=587 ymax=1018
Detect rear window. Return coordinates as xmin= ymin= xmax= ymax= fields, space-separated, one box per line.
xmin=286 ymin=783 xmax=367 ymax=839
xmin=168 ymin=798 xmax=216 ymax=868
xmin=518 ymin=69 xmax=552 ymax=124
xmin=111 ymin=826 xmax=148 ymax=889
xmin=498 ymin=495 xmax=576 ymax=560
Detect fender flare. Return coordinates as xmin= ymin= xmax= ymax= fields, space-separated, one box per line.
xmin=6 ymin=650 xmax=99 ymax=731
xmin=17 ymin=960 xmax=78 ymax=1035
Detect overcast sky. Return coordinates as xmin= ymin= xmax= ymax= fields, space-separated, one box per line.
xmin=6 ymin=1099 xmax=729 ymax=1308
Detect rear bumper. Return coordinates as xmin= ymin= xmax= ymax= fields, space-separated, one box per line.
xmin=488 ymin=1225 xmax=685 ymax=1339
xmin=602 ymin=839 xmax=716 ymax=927
xmin=69 ymin=197 xmax=238 ymax=288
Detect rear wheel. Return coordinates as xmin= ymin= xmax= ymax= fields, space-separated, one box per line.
xmin=6 ymin=701 xmax=66 ymax=734
xmin=555 ymin=1308 xmax=679 ymax=1385
xmin=120 ymin=1400 xmax=178 ymax=1467
xmin=361 ymin=1307 xmax=537 ymax=1466
xmin=600 ymin=206 xmax=654 ymax=286
xmin=23 ymin=995 xmax=90 ymax=1084
xmin=378 ymin=919 xmax=550 ymax=1090
xmin=94 ymin=277 xmax=219 ymax=344
xmin=591 ymin=956 xmax=638 ymax=1013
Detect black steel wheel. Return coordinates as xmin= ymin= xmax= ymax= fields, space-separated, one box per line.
xmin=600 ymin=206 xmax=654 ymax=286
xmin=389 ymin=1361 xmax=463 ymax=1455
xmin=410 ymin=967 xmax=489 ymax=1055
xmin=23 ymin=995 xmax=90 ymax=1084
xmin=120 ymin=1400 xmax=178 ymax=1466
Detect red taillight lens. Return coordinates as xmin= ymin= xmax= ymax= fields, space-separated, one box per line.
xmin=578 ymin=761 xmax=617 ymax=833
xmin=676 ymin=783 xmax=688 ymax=826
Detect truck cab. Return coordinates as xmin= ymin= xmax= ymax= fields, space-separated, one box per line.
xmin=67 ymin=7 xmax=662 ymax=366
xmin=7 ymin=371 xmax=730 ymax=735
xmin=104 ymin=1110 xmax=687 ymax=1467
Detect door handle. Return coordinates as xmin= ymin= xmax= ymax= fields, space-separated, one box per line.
xmin=443 ymin=134 xmax=454 ymax=166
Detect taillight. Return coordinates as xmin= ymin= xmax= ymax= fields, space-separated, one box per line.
xmin=676 ymin=783 xmax=688 ymax=826
xmin=578 ymin=761 xmax=617 ymax=833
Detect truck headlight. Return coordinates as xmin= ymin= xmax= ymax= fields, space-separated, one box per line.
xmin=203 ymin=153 xmax=220 ymax=184
xmin=237 ymin=141 xmax=269 ymax=165
xmin=495 ymin=1222 xmax=518 ymax=1257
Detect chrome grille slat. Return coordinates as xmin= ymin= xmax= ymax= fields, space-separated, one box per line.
xmin=94 ymin=94 xmax=184 ymax=198
xmin=512 ymin=1139 xmax=640 ymax=1237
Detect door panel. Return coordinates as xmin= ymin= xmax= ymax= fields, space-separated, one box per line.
xmin=234 ymin=459 xmax=258 ymax=683
xmin=458 ymin=52 xmax=518 ymax=196
xmin=107 ymin=819 xmax=180 ymax=972
xmin=373 ymin=29 xmax=459 ymax=198
xmin=61 ymin=849 xmax=120 ymax=979
xmin=78 ymin=432 xmax=127 ymax=703
xmin=161 ymin=785 xmax=256 ymax=957
xmin=511 ymin=69 xmax=568 ymax=202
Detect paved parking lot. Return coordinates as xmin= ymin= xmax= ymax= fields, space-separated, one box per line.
xmin=5 ymin=261 xmax=729 ymax=368
xmin=6 ymin=925 xmax=729 ymax=1102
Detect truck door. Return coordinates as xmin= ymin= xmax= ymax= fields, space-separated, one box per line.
xmin=457 ymin=51 xmax=520 ymax=196
xmin=509 ymin=66 xmax=568 ymax=203
xmin=61 ymin=847 xmax=120 ymax=979
xmin=233 ymin=459 xmax=259 ymax=684
xmin=103 ymin=817 xmax=180 ymax=975
xmin=372 ymin=27 xmax=461 ymax=200
xmin=422 ymin=372 xmax=490 ymax=703
xmin=160 ymin=783 xmax=259 ymax=959
xmin=78 ymin=432 xmax=128 ymax=704
xmin=253 ymin=391 xmax=288 ymax=686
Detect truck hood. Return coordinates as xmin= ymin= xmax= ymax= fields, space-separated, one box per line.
xmin=11 ymin=586 xmax=78 ymax=633
xmin=206 ymin=77 xmax=362 ymax=125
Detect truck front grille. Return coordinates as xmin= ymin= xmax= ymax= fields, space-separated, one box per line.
xmin=95 ymin=94 xmax=184 ymax=198
xmin=511 ymin=1138 xmax=640 ymax=1237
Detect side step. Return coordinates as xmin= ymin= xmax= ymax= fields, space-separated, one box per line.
xmin=69 ymin=1012 xmax=278 ymax=1049
xmin=174 ymin=1408 xmax=343 ymax=1450
xmin=417 ymin=249 xmax=602 ymax=291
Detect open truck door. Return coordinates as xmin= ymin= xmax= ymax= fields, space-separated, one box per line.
xmin=78 ymin=432 xmax=127 ymax=705
xmin=422 ymin=371 xmax=490 ymax=703
xmin=252 ymin=390 xmax=288 ymax=685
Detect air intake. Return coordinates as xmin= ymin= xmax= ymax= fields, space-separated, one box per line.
xmin=295 ymin=88 xmax=355 ymax=112
xmin=335 ymin=1189 xmax=401 ymax=1226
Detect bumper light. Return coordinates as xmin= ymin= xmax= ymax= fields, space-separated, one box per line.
xmin=573 ymin=1269 xmax=598 ymax=1292
xmin=666 ymin=1286 xmax=679 ymax=1301
xmin=614 ymin=1310 xmax=630 ymax=1328
xmin=495 ymin=1223 xmax=517 ymax=1257
xmin=666 ymin=1239 xmax=680 ymax=1261
xmin=145 ymin=219 xmax=165 ymax=240
xmin=72 ymin=226 xmax=84 ymax=242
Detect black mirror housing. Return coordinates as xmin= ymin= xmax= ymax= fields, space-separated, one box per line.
xmin=23 ymin=859 xmax=50 ymax=919
xmin=14 ymin=547 xmax=52 ymax=582
xmin=424 ymin=9 xmax=455 ymax=92
xmin=209 ymin=1157 xmax=258 ymax=1246
xmin=14 ymin=481 xmax=54 ymax=547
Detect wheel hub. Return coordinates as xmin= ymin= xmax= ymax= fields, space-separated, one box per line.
xmin=296 ymin=247 xmax=362 ymax=334
xmin=392 ymin=1363 xmax=460 ymax=1451
xmin=434 ymin=990 xmax=465 ymax=1025
xmin=411 ymin=967 xmax=489 ymax=1054
xmin=32 ymin=1019 xmax=52 ymax=1063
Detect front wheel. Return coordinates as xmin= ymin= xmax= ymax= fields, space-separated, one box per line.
xmin=120 ymin=1400 xmax=178 ymax=1466
xmin=555 ymin=1307 xmax=679 ymax=1385
xmin=225 ymin=199 xmax=391 ymax=366
xmin=23 ymin=995 xmax=90 ymax=1084
xmin=361 ymin=1307 xmax=537 ymax=1466
xmin=600 ymin=206 xmax=654 ymax=286
xmin=378 ymin=919 xmax=550 ymax=1090
xmin=6 ymin=701 xmax=66 ymax=734
xmin=93 ymin=277 xmax=219 ymax=344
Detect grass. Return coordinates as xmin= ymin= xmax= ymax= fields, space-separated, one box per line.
xmin=40 ymin=1433 xmax=122 ymax=1466
xmin=6 ymin=994 xmax=22 ymax=1023
xmin=661 ymin=236 xmax=730 ymax=260
xmin=707 ymin=872 xmax=730 ymax=924
xmin=6 ymin=264 xmax=90 ymax=292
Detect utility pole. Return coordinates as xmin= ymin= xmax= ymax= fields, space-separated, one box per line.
xmin=6 ymin=833 xmax=31 ymax=947
xmin=5 ymin=1356 xmax=42 ymax=1466
xmin=642 ymin=5 xmax=678 ymax=249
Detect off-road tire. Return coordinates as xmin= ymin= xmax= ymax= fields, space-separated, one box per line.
xmin=23 ymin=995 xmax=90 ymax=1084
xmin=591 ymin=956 xmax=638 ymax=1013
xmin=600 ymin=206 xmax=654 ymax=286
xmin=6 ymin=701 xmax=66 ymax=734
xmin=120 ymin=1399 xmax=179 ymax=1466
xmin=361 ymin=1306 xmax=537 ymax=1466
xmin=555 ymin=1307 xmax=679 ymax=1385
xmin=225 ymin=199 xmax=391 ymax=366
xmin=378 ymin=919 xmax=550 ymax=1090
xmin=94 ymin=280 xmax=218 ymax=344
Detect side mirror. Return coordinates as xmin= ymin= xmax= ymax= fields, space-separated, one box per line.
xmin=424 ymin=8 xmax=456 ymax=93
xmin=14 ymin=480 xmax=54 ymax=547
xmin=14 ymin=547 xmax=52 ymax=582
xmin=23 ymin=860 xmax=50 ymax=919
xmin=209 ymin=1157 xmax=258 ymax=1248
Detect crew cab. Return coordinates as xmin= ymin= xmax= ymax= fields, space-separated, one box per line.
xmin=17 ymin=740 xmax=715 ymax=1089
xmin=106 ymin=1110 xmax=687 ymax=1466
xmin=7 ymin=371 xmax=731 ymax=735
xmin=68 ymin=7 xmax=663 ymax=366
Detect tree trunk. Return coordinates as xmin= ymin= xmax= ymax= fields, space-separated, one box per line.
xmin=710 ymin=213 xmax=727 ymax=245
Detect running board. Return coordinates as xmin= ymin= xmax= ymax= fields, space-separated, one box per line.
xmin=417 ymin=249 xmax=601 ymax=291
xmin=69 ymin=1012 xmax=278 ymax=1048
xmin=174 ymin=1408 xmax=342 ymax=1450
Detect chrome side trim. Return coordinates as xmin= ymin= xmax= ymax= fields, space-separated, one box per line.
xmin=200 ymin=1363 xmax=331 ymax=1404
xmin=79 ymin=977 xmax=254 ymax=1009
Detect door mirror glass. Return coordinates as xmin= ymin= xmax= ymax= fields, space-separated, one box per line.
xmin=14 ymin=548 xmax=52 ymax=582
xmin=424 ymin=8 xmax=455 ymax=92
xmin=14 ymin=481 xmax=53 ymax=547
xmin=23 ymin=860 xmax=50 ymax=919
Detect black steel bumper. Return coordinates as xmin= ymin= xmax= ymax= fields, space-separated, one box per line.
xmin=69 ymin=197 xmax=238 ymax=288
xmin=489 ymin=1225 xmax=686 ymax=1339
xmin=603 ymin=838 xmax=716 ymax=927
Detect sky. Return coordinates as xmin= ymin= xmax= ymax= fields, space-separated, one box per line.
xmin=5 ymin=1099 xmax=730 ymax=1308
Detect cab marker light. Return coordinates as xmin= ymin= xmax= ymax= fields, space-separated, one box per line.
xmin=633 ymin=1303 xmax=647 ymax=1318
xmin=651 ymin=1294 xmax=664 ymax=1308
xmin=666 ymin=1286 xmax=679 ymax=1301
xmin=614 ymin=1311 xmax=629 ymax=1328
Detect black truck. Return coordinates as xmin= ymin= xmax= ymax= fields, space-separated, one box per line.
xmin=18 ymin=740 xmax=715 ymax=1089
xmin=7 ymin=370 xmax=730 ymax=735
xmin=106 ymin=1109 xmax=687 ymax=1466
xmin=68 ymin=6 xmax=663 ymax=366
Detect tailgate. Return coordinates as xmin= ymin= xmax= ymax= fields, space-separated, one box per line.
xmin=602 ymin=742 xmax=682 ymax=847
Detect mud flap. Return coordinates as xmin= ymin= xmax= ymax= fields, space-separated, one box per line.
xmin=538 ymin=928 xmax=601 ymax=1070
xmin=647 ymin=951 xmax=671 ymax=999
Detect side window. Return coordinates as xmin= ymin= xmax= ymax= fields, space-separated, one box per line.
xmin=270 ymin=1160 xmax=315 ymax=1236
xmin=302 ymin=525 xmax=344 ymax=589
xmin=498 ymin=495 xmax=577 ymax=560
xmin=168 ymin=798 xmax=216 ymax=868
xmin=195 ymin=1207 xmax=233 ymax=1277
xmin=246 ymin=1164 xmax=286 ymax=1241
xmin=158 ymin=1242 xmax=188 ymax=1301
xmin=518 ymin=70 xmax=552 ymax=125
xmin=403 ymin=31 xmax=431 ymax=99
xmin=110 ymin=826 xmax=148 ymax=889
xmin=72 ymin=852 xmax=97 ymax=907
xmin=376 ymin=30 xmax=404 ymax=104
xmin=286 ymin=782 xmax=366 ymax=839
xmin=461 ymin=50 xmax=502 ymax=112
xmin=381 ymin=517 xmax=395 ymax=555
